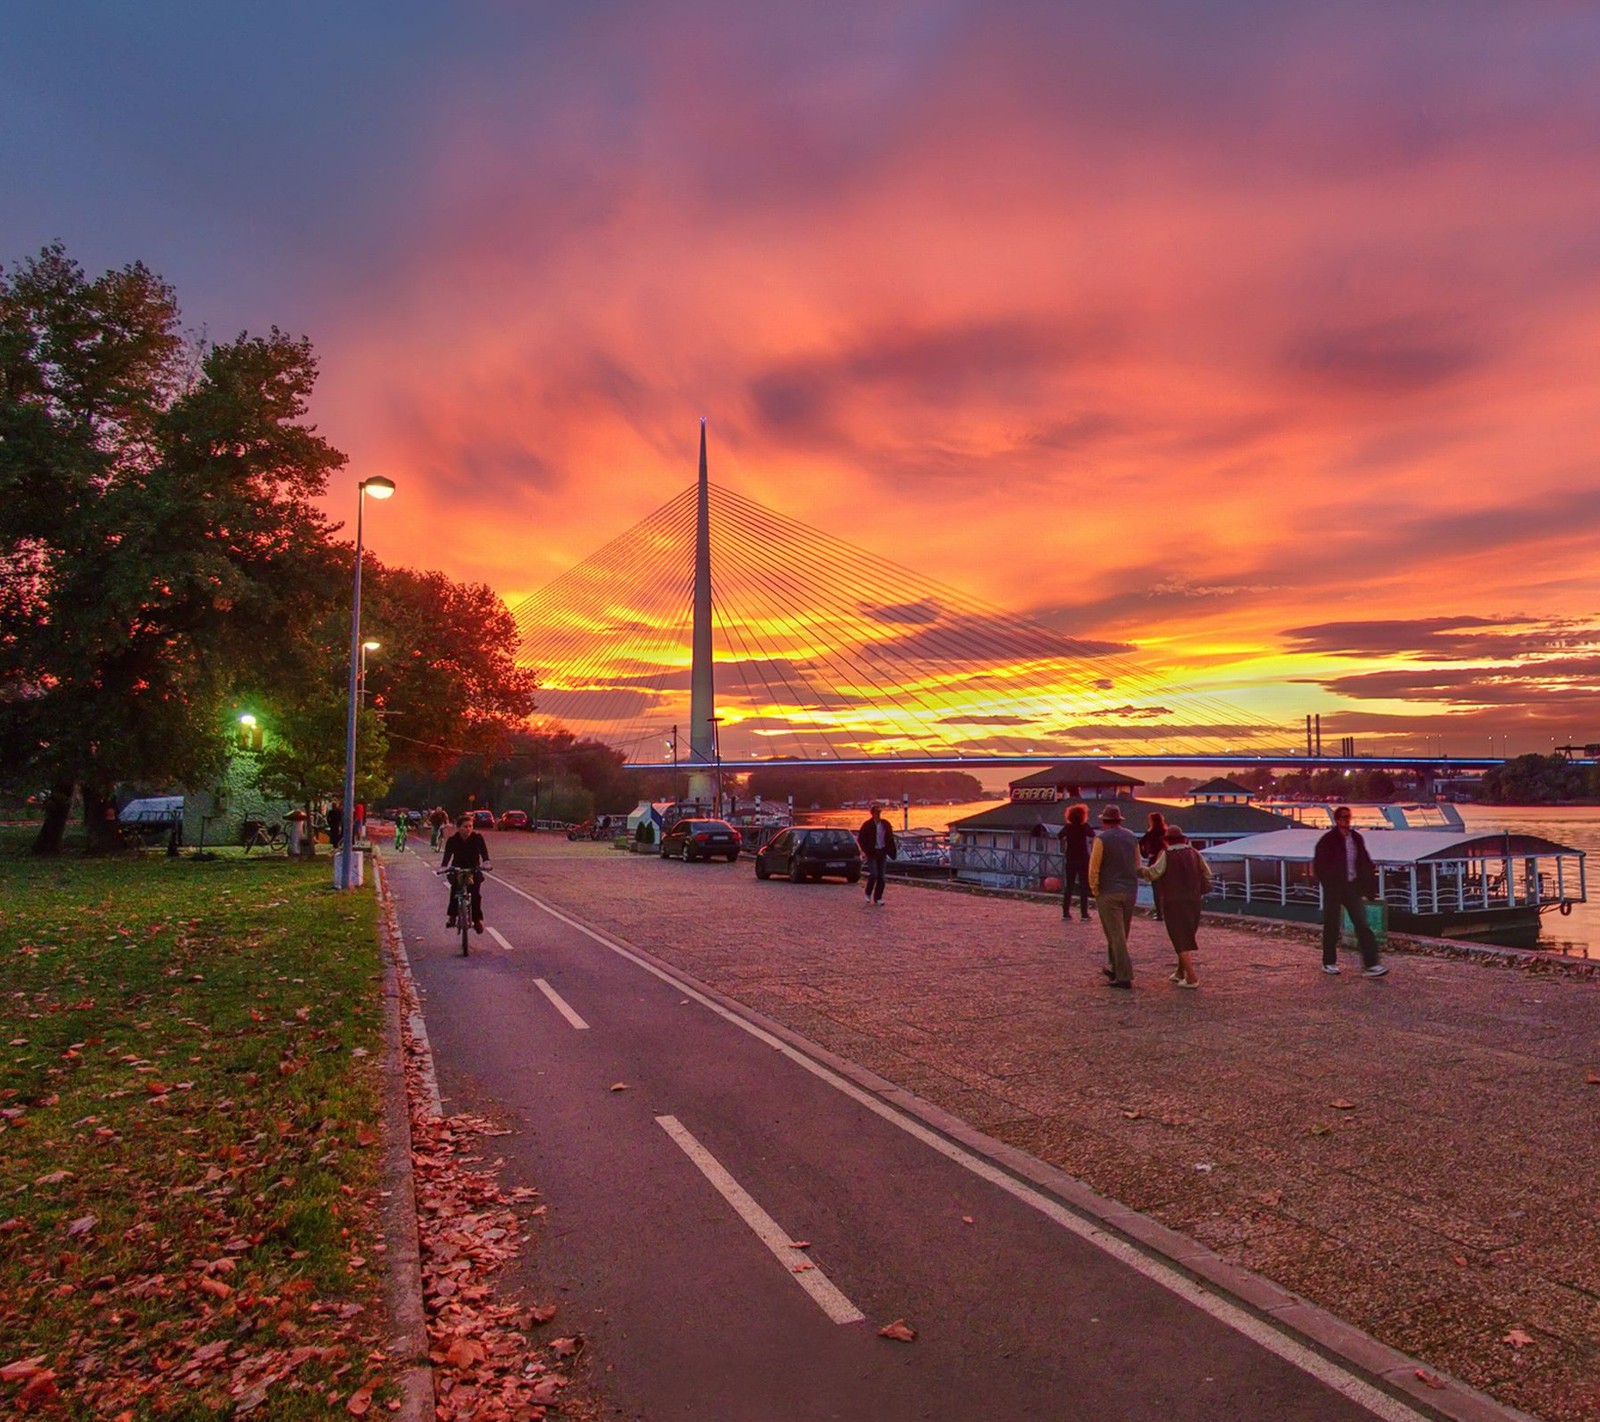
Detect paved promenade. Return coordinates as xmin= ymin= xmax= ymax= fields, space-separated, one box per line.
xmin=505 ymin=839 xmax=1600 ymax=1422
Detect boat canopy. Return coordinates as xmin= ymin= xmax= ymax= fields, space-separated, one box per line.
xmin=1204 ymin=828 xmax=1578 ymax=865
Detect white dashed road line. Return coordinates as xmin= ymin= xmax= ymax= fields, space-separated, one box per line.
xmin=534 ymin=978 xmax=590 ymax=1030
xmin=655 ymin=1115 xmax=865 ymax=1326
xmin=487 ymin=925 xmax=515 ymax=953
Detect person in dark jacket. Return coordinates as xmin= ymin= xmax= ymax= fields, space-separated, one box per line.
xmin=1142 ymin=826 xmax=1211 ymax=988
xmin=1313 ymin=807 xmax=1386 ymax=977
xmin=325 ymin=802 xmax=344 ymax=848
xmin=1139 ymin=811 xmax=1169 ymax=921
xmin=856 ymin=804 xmax=898 ymax=906
xmin=1089 ymin=804 xmax=1140 ymax=988
xmin=1058 ymin=803 xmax=1094 ymax=920
xmin=441 ymin=813 xmax=493 ymax=933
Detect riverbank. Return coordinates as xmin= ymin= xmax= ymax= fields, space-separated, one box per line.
xmin=513 ymin=839 xmax=1600 ymax=1422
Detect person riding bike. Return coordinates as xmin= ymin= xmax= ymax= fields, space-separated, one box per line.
xmin=393 ymin=812 xmax=409 ymax=851
xmin=440 ymin=813 xmax=492 ymax=934
xmin=428 ymin=805 xmax=449 ymax=850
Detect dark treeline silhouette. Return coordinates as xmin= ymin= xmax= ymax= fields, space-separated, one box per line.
xmin=743 ymin=766 xmax=985 ymax=809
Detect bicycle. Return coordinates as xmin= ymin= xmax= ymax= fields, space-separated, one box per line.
xmin=394 ymin=816 xmax=408 ymax=851
xmin=244 ymin=822 xmax=285 ymax=854
xmin=436 ymin=867 xmax=489 ymax=957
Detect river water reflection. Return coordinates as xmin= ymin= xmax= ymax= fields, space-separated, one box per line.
xmin=802 ymin=797 xmax=1599 ymax=959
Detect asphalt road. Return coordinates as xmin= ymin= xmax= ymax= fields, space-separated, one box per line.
xmin=386 ymin=835 xmax=1438 ymax=1422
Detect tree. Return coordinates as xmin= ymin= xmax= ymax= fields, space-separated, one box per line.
xmin=356 ymin=561 xmax=539 ymax=773
xmin=0 ymin=245 xmax=343 ymax=853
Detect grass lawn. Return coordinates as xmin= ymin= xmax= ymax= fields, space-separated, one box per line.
xmin=0 ymin=831 xmax=394 ymax=1419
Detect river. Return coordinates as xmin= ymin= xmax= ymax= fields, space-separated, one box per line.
xmin=803 ymin=797 xmax=1600 ymax=959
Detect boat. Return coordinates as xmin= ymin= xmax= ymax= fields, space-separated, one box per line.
xmin=1200 ymin=821 xmax=1586 ymax=949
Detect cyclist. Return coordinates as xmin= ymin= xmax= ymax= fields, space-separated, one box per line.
xmin=393 ymin=812 xmax=408 ymax=852
xmin=440 ymin=813 xmax=492 ymax=934
xmin=428 ymin=805 xmax=449 ymax=850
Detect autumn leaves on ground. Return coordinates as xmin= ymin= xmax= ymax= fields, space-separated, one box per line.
xmin=0 ymin=834 xmax=584 ymax=1420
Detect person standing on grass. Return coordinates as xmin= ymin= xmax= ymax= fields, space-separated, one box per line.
xmin=1313 ymin=806 xmax=1387 ymax=977
xmin=1088 ymin=804 xmax=1140 ymax=988
xmin=856 ymin=803 xmax=898 ymax=906
xmin=1059 ymin=803 xmax=1094 ymax=921
xmin=1142 ymin=826 xmax=1211 ymax=988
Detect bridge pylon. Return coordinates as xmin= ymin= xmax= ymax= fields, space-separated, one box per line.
xmin=685 ymin=420 xmax=717 ymax=805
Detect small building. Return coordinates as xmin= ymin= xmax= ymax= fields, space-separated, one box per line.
xmin=1188 ymin=777 xmax=1257 ymax=805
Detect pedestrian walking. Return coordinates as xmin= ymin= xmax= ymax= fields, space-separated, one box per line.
xmin=1313 ymin=806 xmax=1387 ymax=977
xmin=1139 ymin=811 xmax=1168 ymax=921
xmin=1142 ymin=827 xmax=1211 ymax=988
xmin=856 ymin=803 xmax=898 ymax=906
xmin=325 ymin=801 xmax=344 ymax=849
xmin=1088 ymin=804 xmax=1140 ymax=988
xmin=1059 ymin=803 xmax=1094 ymax=920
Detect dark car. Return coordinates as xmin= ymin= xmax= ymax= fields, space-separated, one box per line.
xmin=497 ymin=810 xmax=529 ymax=831
xmin=471 ymin=810 xmax=495 ymax=831
xmin=660 ymin=818 xmax=742 ymax=863
xmin=755 ymin=826 xmax=863 ymax=883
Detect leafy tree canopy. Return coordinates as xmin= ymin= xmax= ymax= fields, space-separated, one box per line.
xmin=1 ymin=245 xmax=342 ymax=852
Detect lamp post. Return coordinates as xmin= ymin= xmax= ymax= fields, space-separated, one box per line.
xmin=709 ymin=716 xmax=723 ymax=817
xmin=358 ymin=640 xmax=380 ymax=706
xmin=337 ymin=476 xmax=394 ymax=889
xmin=668 ymin=724 xmax=679 ymax=807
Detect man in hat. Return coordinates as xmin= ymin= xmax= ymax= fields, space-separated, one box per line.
xmin=856 ymin=803 xmax=898 ymax=906
xmin=1088 ymin=803 xmax=1140 ymax=988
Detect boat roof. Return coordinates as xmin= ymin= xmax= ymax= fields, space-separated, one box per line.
xmin=1203 ymin=828 xmax=1583 ymax=864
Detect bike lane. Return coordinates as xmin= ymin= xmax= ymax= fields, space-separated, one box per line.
xmin=383 ymin=844 xmax=1454 ymax=1422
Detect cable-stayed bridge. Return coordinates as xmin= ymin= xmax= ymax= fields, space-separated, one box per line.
xmin=510 ymin=426 xmax=1502 ymax=787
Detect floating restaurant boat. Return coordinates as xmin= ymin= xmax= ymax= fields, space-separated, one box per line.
xmin=1201 ymin=818 xmax=1587 ymax=949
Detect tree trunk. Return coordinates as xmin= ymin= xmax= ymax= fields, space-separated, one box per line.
xmin=31 ymin=779 xmax=75 ymax=856
xmin=83 ymin=783 xmax=124 ymax=854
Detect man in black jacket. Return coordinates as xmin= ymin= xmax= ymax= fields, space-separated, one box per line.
xmin=1313 ymin=807 xmax=1387 ymax=977
xmin=441 ymin=814 xmax=493 ymax=933
xmin=856 ymin=804 xmax=898 ymax=906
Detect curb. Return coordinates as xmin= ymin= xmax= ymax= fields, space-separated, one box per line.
xmin=373 ymin=858 xmax=435 ymax=1422
xmin=534 ymin=895 xmax=1546 ymax=1422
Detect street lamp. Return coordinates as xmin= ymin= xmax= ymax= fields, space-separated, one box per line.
xmin=709 ymin=715 xmax=724 ymax=817
xmin=358 ymin=640 xmax=380 ymax=706
xmin=337 ymin=475 xmax=394 ymax=889
xmin=668 ymin=724 xmax=679 ymax=806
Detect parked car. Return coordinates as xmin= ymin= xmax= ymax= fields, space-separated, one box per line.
xmin=497 ymin=810 xmax=529 ymax=831
xmin=755 ymin=827 xmax=863 ymax=883
xmin=471 ymin=810 xmax=495 ymax=831
xmin=660 ymin=818 xmax=742 ymax=863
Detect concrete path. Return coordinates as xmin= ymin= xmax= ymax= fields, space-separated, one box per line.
xmin=388 ymin=836 xmax=1599 ymax=1422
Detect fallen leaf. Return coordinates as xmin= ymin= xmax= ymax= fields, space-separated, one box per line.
xmin=549 ymin=1336 xmax=582 ymax=1359
xmin=790 ymin=1262 xmax=815 ymax=1273
xmin=1586 ymin=1071 xmax=1600 ymax=1085
xmin=1121 ymin=1109 xmax=1144 ymax=1120
xmin=787 ymin=1240 xmax=811 ymax=1250
xmin=0 ymin=1356 xmax=50 ymax=1382
xmin=34 ymin=1170 xmax=71 ymax=1186
xmin=609 ymin=1082 xmax=629 ymax=1092
xmin=354 ymin=1125 xmax=379 ymax=1148
xmin=1502 ymin=1328 xmax=1535 ymax=1348
xmin=1328 ymin=1099 xmax=1356 ymax=1110
xmin=962 ymin=1215 xmax=974 ymax=1225
xmin=1452 ymin=1255 xmax=1469 ymax=1268
xmin=527 ymin=1304 xmax=558 ymax=1326
xmin=1414 ymin=1369 xmax=1446 ymax=1389
xmin=64 ymin=1215 xmax=98 ymax=1238
xmin=444 ymin=1337 xmax=485 ymax=1370
xmin=878 ymin=1319 xmax=917 ymax=1342
xmin=346 ymin=1381 xmax=375 ymax=1415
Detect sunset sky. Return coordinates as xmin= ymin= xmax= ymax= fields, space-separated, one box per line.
xmin=7 ymin=2 xmax=1600 ymax=760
